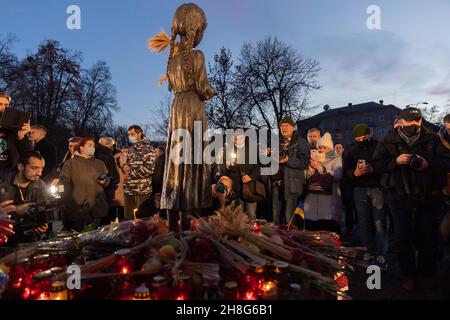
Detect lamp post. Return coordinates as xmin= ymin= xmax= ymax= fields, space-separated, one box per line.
xmin=406 ymin=102 xmax=428 ymax=108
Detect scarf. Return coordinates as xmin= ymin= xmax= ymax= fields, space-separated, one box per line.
xmin=398 ymin=127 xmax=421 ymax=146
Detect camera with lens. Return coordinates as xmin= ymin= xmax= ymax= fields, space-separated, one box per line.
xmin=215 ymin=183 xmax=228 ymax=194
xmin=279 ymin=151 xmax=287 ymax=160
xmin=410 ymin=154 xmax=424 ymax=171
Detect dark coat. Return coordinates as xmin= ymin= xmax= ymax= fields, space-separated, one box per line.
xmin=432 ymin=129 xmax=450 ymax=191
xmin=1 ymin=128 xmax=33 ymax=169
xmin=372 ymin=127 xmax=436 ymax=206
xmin=227 ymin=144 xmax=261 ymax=196
xmin=95 ymin=144 xmax=120 ymax=192
xmin=152 ymin=154 xmax=165 ymax=194
xmin=343 ymin=139 xmax=380 ymax=188
xmin=59 ymin=155 xmax=109 ymax=222
xmin=34 ymin=138 xmax=58 ymax=180
xmin=283 ymin=131 xmax=310 ymax=199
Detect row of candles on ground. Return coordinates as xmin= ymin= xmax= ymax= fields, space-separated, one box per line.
xmin=5 ymin=245 xmax=303 ymax=301
xmin=7 ymin=252 xmax=70 ymax=300
xmin=114 ymin=248 xmax=302 ymax=300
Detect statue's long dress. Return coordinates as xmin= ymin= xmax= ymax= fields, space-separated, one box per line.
xmin=161 ymin=50 xmax=216 ymax=211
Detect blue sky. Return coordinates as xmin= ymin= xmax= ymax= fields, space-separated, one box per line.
xmin=1 ymin=0 xmax=449 ymax=128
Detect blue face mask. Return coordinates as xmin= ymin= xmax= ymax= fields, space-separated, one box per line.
xmin=129 ymin=136 xmax=138 ymax=144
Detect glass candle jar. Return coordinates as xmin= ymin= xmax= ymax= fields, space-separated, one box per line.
xmin=223 ymin=281 xmax=240 ymax=300
xmin=261 ymin=281 xmax=279 ymax=301
xmin=49 ymin=281 xmax=68 ymax=300
xmin=152 ymin=275 xmax=172 ymax=300
xmin=114 ymin=249 xmax=134 ymax=275
xmin=245 ymin=262 xmax=266 ymax=294
xmin=29 ymin=270 xmax=53 ymax=300
xmin=175 ymin=274 xmax=193 ymax=300
xmin=272 ymin=261 xmax=291 ymax=293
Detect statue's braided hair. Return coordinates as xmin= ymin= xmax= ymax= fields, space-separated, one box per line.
xmin=167 ymin=3 xmax=207 ymax=91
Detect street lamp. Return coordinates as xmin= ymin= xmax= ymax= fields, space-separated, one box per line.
xmin=406 ymin=102 xmax=429 ymax=108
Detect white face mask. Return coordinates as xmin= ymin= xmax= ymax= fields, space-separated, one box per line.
xmin=83 ymin=147 xmax=95 ymax=157
xmin=129 ymin=136 xmax=138 ymax=144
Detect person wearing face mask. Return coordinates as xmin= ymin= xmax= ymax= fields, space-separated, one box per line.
xmin=343 ymin=124 xmax=387 ymax=269
xmin=372 ymin=107 xmax=438 ymax=291
xmin=54 ymin=137 xmax=109 ymax=231
xmin=122 ymin=125 xmax=156 ymax=220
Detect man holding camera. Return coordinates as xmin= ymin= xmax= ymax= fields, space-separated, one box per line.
xmin=0 ymin=92 xmax=33 ymax=170
xmin=372 ymin=107 xmax=437 ymax=291
xmin=0 ymin=151 xmax=49 ymax=245
xmin=344 ymin=124 xmax=387 ymax=269
xmin=271 ymin=117 xmax=310 ymax=225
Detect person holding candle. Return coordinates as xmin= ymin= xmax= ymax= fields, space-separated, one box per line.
xmin=225 ymin=130 xmax=262 ymax=219
xmin=122 ymin=125 xmax=156 ymax=220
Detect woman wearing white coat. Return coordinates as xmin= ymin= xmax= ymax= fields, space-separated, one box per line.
xmin=304 ymin=132 xmax=343 ymax=233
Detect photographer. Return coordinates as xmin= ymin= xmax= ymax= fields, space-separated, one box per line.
xmin=56 ymin=137 xmax=109 ymax=232
xmin=0 ymin=92 xmax=33 ymax=170
xmin=211 ymin=176 xmax=236 ymax=210
xmin=0 ymin=152 xmax=49 ymax=245
xmin=372 ymin=107 xmax=437 ymax=291
xmin=271 ymin=117 xmax=310 ymax=225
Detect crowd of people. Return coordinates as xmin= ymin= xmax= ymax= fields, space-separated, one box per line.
xmin=1 ymin=89 xmax=450 ymax=291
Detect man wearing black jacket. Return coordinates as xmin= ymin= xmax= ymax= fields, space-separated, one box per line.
xmin=0 ymin=92 xmax=33 ymax=170
xmin=226 ymin=131 xmax=261 ymax=219
xmin=30 ymin=125 xmax=57 ymax=182
xmin=344 ymin=124 xmax=387 ymax=269
xmin=372 ymin=108 xmax=437 ymax=291
xmin=95 ymin=137 xmax=120 ymax=223
xmin=271 ymin=117 xmax=310 ymax=225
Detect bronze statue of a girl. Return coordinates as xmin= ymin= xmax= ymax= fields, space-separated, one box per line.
xmin=150 ymin=3 xmax=216 ymax=232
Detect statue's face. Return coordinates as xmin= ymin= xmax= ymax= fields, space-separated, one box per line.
xmin=193 ymin=28 xmax=204 ymax=48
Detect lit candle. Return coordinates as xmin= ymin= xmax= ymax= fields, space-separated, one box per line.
xmin=49 ymin=281 xmax=68 ymax=300
xmin=261 ymin=281 xmax=278 ymax=300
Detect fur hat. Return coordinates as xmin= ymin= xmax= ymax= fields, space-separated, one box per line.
xmin=318 ymin=132 xmax=334 ymax=151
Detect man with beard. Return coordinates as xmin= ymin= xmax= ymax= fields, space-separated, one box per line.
xmin=0 ymin=92 xmax=33 ymax=170
xmin=307 ymin=128 xmax=321 ymax=150
xmin=0 ymin=151 xmax=49 ymax=244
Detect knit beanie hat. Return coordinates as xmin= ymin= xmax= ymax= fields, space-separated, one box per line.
xmin=318 ymin=132 xmax=334 ymax=151
xmin=280 ymin=116 xmax=296 ymax=127
xmin=352 ymin=124 xmax=370 ymax=138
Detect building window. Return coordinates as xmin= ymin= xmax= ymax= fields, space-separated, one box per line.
xmin=336 ymin=132 xmax=343 ymax=141
xmin=379 ymin=114 xmax=385 ymax=122
xmin=380 ymin=128 xmax=386 ymax=136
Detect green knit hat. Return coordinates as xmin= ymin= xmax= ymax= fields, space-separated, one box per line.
xmin=352 ymin=124 xmax=370 ymax=138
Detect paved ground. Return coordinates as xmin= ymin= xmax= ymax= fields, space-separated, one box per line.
xmin=343 ymin=229 xmax=450 ymax=300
